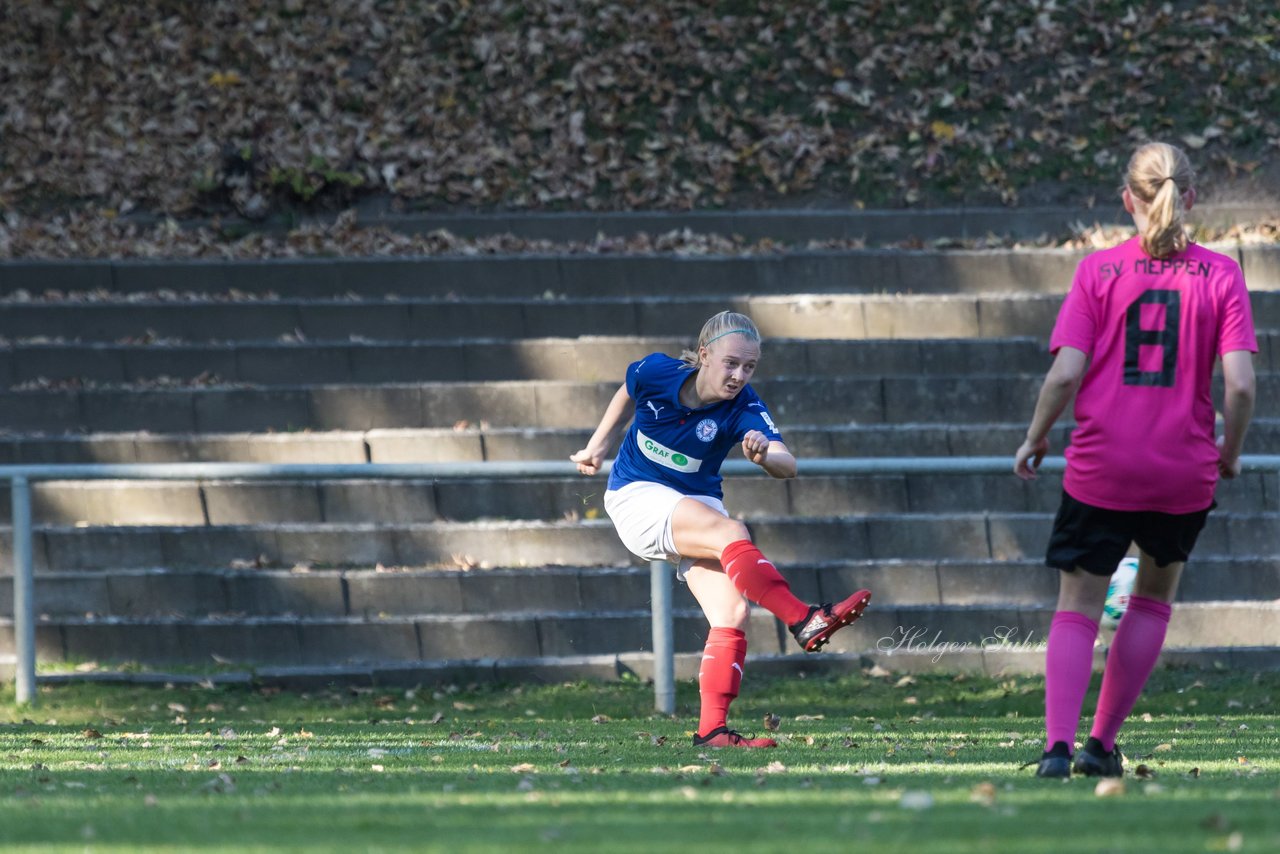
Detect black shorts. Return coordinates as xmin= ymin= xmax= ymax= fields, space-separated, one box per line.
xmin=1045 ymin=491 xmax=1213 ymax=576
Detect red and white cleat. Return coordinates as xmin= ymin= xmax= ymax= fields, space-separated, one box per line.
xmin=692 ymin=726 xmax=778 ymax=748
xmin=789 ymin=589 xmax=872 ymax=653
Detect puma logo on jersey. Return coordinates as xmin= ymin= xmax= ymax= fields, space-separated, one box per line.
xmin=647 ymin=401 xmax=665 ymax=417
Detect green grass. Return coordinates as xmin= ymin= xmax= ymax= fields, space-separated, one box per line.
xmin=0 ymin=669 xmax=1276 ymax=852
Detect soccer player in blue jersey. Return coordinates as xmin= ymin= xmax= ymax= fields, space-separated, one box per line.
xmin=571 ymin=310 xmax=872 ymax=748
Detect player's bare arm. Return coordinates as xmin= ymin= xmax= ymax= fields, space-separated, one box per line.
xmin=1015 ymin=346 xmax=1088 ymax=480
xmin=571 ymin=383 xmax=635 ymax=475
xmin=742 ymin=432 xmax=796 ymax=479
xmin=1218 ymin=349 xmax=1256 ymax=479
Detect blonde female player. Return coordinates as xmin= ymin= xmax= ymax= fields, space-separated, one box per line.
xmin=571 ymin=311 xmax=872 ymax=749
xmin=1015 ymin=142 xmax=1257 ymax=778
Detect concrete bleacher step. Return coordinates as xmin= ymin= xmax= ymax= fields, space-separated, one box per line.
xmin=0 ymin=423 xmax=1067 ymax=463
xmin=7 ymin=372 xmax=1280 ymax=433
xmin=5 ymin=511 xmax=1277 ymax=572
xmin=3 ymin=246 xmax=1278 ymax=677
xmin=16 ymin=418 xmax=1280 ymax=463
xmin=324 ymin=205 xmax=1280 ymax=244
xmin=4 ymin=551 xmax=1274 ymax=674
xmin=4 ymin=243 xmax=1277 ymax=300
xmin=4 ymin=558 xmax=1274 ymax=620
xmin=0 ymin=251 xmax=1096 ymax=300
xmin=0 ymin=294 xmax=1065 ymax=343
xmin=6 ymin=290 xmax=1280 ymax=346
xmin=2 ymin=601 xmax=1274 ymax=668
xmin=0 ymin=376 xmax=1028 ymax=433
xmin=0 ymin=337 xmax=1072 ymax=385
xmin=0 ymin=468 xmax=1269 ymax=526
xmin=7 ymin=332 xmax=1280 ymax=388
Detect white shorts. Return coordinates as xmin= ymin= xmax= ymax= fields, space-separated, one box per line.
xmin=603 ymin=481 xmax=726 ymax=580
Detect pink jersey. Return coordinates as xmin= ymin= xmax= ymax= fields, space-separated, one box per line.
xmin=1050 ymin=237 xmax=1257 ymax=513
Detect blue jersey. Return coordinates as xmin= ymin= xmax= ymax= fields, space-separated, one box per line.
xmin=607 ymin=353 xmax=784 ymax=498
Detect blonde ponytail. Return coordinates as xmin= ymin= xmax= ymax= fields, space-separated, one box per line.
xmin=1125 ymin=142 xmax=1195 ymax=259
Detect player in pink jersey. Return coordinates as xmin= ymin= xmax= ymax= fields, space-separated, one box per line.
xmin=1013 ymin=142 xmax=1257 ymax=778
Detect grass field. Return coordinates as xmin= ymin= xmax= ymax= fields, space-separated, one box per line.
xmin=0 ymin=667 xmax=1276 ymax=853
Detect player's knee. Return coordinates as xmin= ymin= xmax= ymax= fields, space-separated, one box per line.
xmin=709 ymin=596 xmax=750 ymax=629
xmin=1134 ymin=557 xmax=1182 ymax=602
xmin=1132 ymin=576 xmax=1178 ymax=603
xmin=715 ymin=518 xmax=751 ymax=544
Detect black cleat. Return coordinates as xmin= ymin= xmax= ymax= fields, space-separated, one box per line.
xmin=1035 ymin=741 xmax=1072 ymax=779
xmin=1072 ymin=736 xmax=1124 ymax=777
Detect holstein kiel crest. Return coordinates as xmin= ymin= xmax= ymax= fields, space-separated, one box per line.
xmin=695 ymin=419 xmax=718 ymax=442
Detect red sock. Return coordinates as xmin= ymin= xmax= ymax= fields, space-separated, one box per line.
xmin=720 ymin=539 xmax=810 ymax=626
xmin=1090 ymin=596 xmax=1172 ymax=751
xmin=697 ymin=627 xmax=747 ymax=736
xmin=1044 ymin=611 xmax=1099 ymax=752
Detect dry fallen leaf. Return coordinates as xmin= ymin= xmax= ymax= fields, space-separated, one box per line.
xmin=970 ymin=781 xmax=997 ymax=806
xmin=0 ymin=0 xmax=1277 ymax=260
xmin=1094 ymin=779 xmax=1126 ymax=798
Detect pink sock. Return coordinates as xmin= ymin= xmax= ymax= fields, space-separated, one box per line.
xmin=697 ymin=627 xmax=747 ymax=736
xmin=1044 ymin=611 xmax=1099 ymax=752
xmin=1089 ymin=596 xmax=1172 ymax=751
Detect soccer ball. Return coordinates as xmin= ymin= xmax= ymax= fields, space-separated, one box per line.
xmin=1101 ymin=557 xmax=1139 ymax=629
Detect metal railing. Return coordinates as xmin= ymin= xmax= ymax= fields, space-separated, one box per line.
xmin=0 ymin=453 xmax=1183 ymax=709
